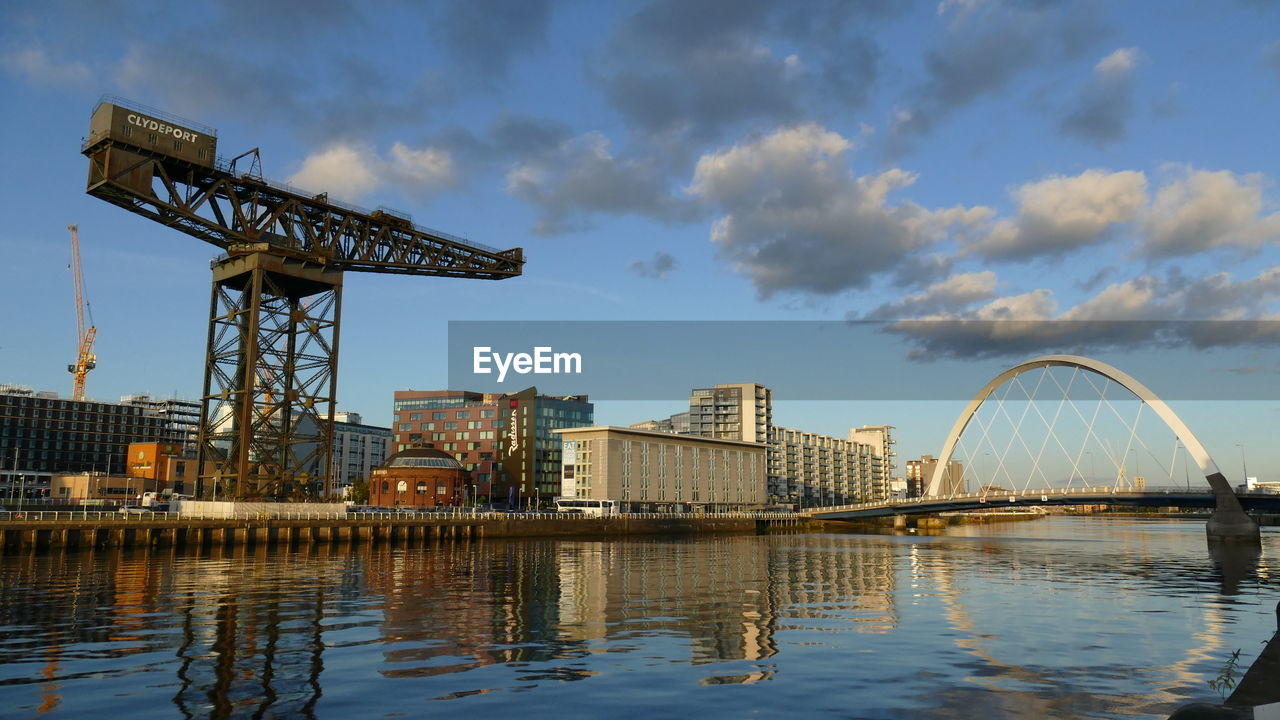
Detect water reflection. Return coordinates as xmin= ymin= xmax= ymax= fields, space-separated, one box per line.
xmin=0 ymin=520 xmax=1274 ymax=719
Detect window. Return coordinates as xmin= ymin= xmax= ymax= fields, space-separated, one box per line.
xmin=456 ymin=411 xmax=470 ymax=419
xmin=433 ymin=412 xmax=446 ymax=420
xmin=443 ymin=422 xmax=457 ymax=430
xmin=468 ymin=421 xmax=481 ymax=429
xmin=416 ymin=482 xmax=427 ymax=494
xmin=409 ymin=412 xmax=423 ymax=421
xmin=421 ymin=422 xmax=435 ymax=431
xmin=481 ymin=409 xmax=495 ymax=418
xmin=436 ymin=483 xmax=447 ymax=494
xmin=397 ymin=423 xmax=411 ymax=431
xmin=381 ymin=481 xmax=389 ymax=492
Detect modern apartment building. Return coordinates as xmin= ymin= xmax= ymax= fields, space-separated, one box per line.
xmin=637 ymin=382 xmax=894 ymax=507
xmin=905 ymin=455 xmax=965 ymax=497
xmin=848 ymin=425 xmax=896 ymax=502
xmin=686 ymin=383 xmax=772 ymax=443
xmin=391 ymin=389 xmax=592 ymax=506
xmin=555 ymin=426 xmax=767 ymax=511
xmin=330 ymin=411 xmax=392 ymax=497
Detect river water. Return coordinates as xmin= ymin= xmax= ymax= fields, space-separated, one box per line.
xmin=0 ymin=517 xmax=1275 ymax=719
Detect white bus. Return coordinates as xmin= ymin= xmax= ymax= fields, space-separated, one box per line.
xmin=554 ymin=498 xmax=619 ymax=517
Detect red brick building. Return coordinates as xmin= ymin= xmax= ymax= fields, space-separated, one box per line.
xmin=391 ymin=389 xmax=593 ymax=507
xmin=369 ymin=447 xmax=471 ymax=508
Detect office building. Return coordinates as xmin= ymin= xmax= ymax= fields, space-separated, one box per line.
xmin=330 ymin=411 xmax=392 ymax=497
xmin=1 ymin=384 xmax=171 ymax=498
xmin=120 ymin=394 xmax=200 ymax=444
xmin=555 ymin=426 xmax=766 ymax=511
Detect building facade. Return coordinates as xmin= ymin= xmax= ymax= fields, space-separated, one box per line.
xmin=633 ymin=382 xmax=895 ymax=508
xmin=905 ymin=455 xmax=965 ymax=497
xmin=120 ymin=394 xmax=200 ymax=445
xmin=330 ymin=412 xmax=391 ymax=497
xmin=556 ymin=426 xmax=767 ymax=511
xmin=770 ymin=426 xmax=893 ymax=507
xmin=391 ymin=389 xmax=592 ymax=507
xmin=369 ymin=446 xmax=471 ymax=508
xmin=686 ymin=383 xmax=772 ymax=443
xmin=1 ymin=384 xmax=170 ymax=499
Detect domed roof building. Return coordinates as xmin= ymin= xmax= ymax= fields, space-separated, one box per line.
xmin=369 ymin=446 xmax=471 ymax=508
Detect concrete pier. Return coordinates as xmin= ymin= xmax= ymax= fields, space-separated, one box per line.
xmin=1205 ymin=472 xmax=1261 ymax=542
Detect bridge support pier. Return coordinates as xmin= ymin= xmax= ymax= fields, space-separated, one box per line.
xmin=1206 ymin=472 xmax=1260 ymax=543
xmin=893 ymin=515 xmax=907 ymax=530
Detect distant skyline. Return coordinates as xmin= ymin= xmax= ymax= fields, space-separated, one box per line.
xmin=2 ymin=0 xmax=1278 ymax=479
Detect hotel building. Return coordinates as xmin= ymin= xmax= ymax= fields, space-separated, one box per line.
xmin=555 ymin=426 xmax=767 ymax=511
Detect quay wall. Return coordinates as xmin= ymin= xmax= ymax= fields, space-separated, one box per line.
xmin=0 ymin=513 xmax=815 ymax=552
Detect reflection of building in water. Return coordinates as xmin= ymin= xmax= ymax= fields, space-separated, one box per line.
xmin=764 ymin=535 xmax=899 ymax=635
xmin=363 ymin=542 xmax=506 ymax=677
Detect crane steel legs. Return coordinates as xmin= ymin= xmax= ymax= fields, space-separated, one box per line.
xmin=197 ymin=251 xmax=342 ymax=500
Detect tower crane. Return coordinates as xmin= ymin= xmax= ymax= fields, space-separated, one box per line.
xmin=81 ymin=97 xmax=524 ymax=500
xmin=66 ymin=224 xmax=97 ymax=402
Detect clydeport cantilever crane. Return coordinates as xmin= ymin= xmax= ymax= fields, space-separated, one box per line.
xmin=66 ymin=224 xmax=97 ymax=402
xmin=81 ymin=97 xmax=524 ymax=500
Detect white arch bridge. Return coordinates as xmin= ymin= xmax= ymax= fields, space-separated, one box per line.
xmin=808 ymin=355 xmax=1264 ymax=541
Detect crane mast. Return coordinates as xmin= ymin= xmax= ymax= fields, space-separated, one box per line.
xmin=81 ymin=97 xmax=524 ymax=500
xmin=67 ymin=224 xmax=97 ymax=402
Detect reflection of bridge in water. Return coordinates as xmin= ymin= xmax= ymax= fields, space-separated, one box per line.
xmin=809 ymin=355 xmax=1265 ymax=541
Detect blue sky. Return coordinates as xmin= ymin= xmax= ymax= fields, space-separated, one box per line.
xmin=2 ymin=0 xmax=1279 ymax=481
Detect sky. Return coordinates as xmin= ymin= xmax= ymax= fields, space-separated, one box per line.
xmin=2 ymin=0 xmax=1279 ymax=483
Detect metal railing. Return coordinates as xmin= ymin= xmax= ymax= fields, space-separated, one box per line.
xmin=805 ymin=486 xmax=1217 ymax=515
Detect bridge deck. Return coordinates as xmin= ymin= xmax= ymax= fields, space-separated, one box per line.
xmin=807 ymin=488 xmax=1280 ymax=520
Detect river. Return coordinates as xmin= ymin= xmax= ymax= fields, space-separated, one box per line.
xmin=0 ymin=517 xmax=1275 ymax=719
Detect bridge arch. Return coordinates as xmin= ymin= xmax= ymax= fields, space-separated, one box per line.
xmin=926 ymin=354 xmax=1224 ymax=498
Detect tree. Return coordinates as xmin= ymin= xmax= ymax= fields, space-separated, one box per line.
xmin=349 ymin=478 xmax=370 ymax=505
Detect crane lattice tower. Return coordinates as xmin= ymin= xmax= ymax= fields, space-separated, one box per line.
xmin=81 ymin=98 xmax=523 ymax=500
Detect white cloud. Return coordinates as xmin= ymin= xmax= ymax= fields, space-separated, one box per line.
xmin=387 ymin=143 xmax=454 ymax=188
xmin=965 ymin=169 xmax=1147 ymax=260
xmin=3 ymin=46 xmax=90 ymax=87
xmin=884 ymin=268 xmax=1280 ymax=358
xmin=505 ymin=132 xmax=697 ymax=235
xmin=1140 ymin=167 xmax=1280 ymax=258
xmin=287 ymin=142 xmax=456 ymax=203
xmin=864 ymin=271 xmax=998 ymax=319
xmin=689 ymin=124 xmax=990 ymax=297
xmin=1059 ymin=48 xmax=1142 ymax=145
xmin=1095 ymin=47 xmax=1139 ymax=75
